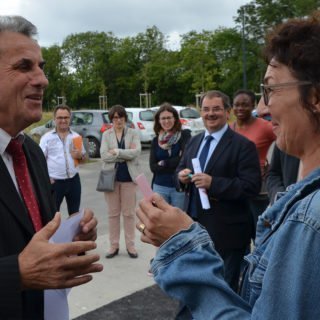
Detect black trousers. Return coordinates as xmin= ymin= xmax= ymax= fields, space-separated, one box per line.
xmin=52 ymin=173 xmax=81 ymax=215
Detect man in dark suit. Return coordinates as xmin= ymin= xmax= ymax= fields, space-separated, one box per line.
xmin=0 ymin=16 xmax=103 ymax=319
xmin=177 ymin=90 xmax=261 ymax=292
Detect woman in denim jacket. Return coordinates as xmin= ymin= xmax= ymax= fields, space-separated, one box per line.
xmin=136 ymin=13 xmax=320 ymax=319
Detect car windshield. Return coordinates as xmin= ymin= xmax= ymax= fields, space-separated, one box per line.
xmin=127 ymin=110 xmax=155 ymax=121
xmin=139 ymin=110 xmax=155 ymax=121
xmin=180 ymin=108 xmax=200 ymax=119
xmin=71 ymin=112 xmax=93 ymax=125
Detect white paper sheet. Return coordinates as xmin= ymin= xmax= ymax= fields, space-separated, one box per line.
xmin=44 ymin=209 xmax=85 ymax=320
xmin=192 ymin=158 xmax=211 ymax=210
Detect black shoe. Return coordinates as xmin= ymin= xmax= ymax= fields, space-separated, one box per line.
xmin=127 ymin=250 xmax=138 ymax=258
xmin=105 ymin=248 xmax=119 ymax=259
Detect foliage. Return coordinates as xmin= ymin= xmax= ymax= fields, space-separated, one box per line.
xmin=41 ymin=1 xmax=320 ymax=108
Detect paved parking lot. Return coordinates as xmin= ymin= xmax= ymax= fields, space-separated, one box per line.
xmin=60 ymin=148 xmax=152 ymax=236
xmin=59 ymin=149 xmax=180 ymax=319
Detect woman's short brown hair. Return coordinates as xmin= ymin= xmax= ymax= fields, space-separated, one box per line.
xmin=263 ymin=12 xmax=320 ymax=128
xmin=108 ymin=104 xmax=128 ymax=122
xmin=153 ymin=103 xmax=182 ymax=136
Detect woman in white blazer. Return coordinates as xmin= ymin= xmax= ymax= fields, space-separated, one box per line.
xmin=100 ymin=105 xmax=141 ymax=258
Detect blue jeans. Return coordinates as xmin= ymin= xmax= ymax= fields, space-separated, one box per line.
xmin=52 ymin=173 xmax=81 ymax=215
xmin=153 ymin=183 xmax=185 ymax=210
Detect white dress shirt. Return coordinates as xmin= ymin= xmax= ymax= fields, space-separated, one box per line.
xmin=0 ymin=128 xmax=25 ymax=192
xmin=40 ymin=129 xmax=85 ymax=180
xmin=196 ymin=123 xmax=229 ymax=170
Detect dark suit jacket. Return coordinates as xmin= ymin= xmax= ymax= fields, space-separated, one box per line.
xmin=266 ymin=145 xmax=300 ymax=205
xmin=176 ymin=127 xmax=261 ymax=251
xmin=0 ymin=135 xmax=56 ymax=319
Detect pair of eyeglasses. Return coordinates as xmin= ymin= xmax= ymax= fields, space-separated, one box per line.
xmin=201 ymin=107 xmax=225 ymax=113
xmin=260 ymin=81 xmax=312 ymax=106
xmin=160 ymin=116 xmax=174 ymax=121
xmin=56 ymin=116 xmax=70 ymax=120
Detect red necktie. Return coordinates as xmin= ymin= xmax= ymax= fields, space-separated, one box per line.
xmin=6 ymin=139 xmax=43 ymax=232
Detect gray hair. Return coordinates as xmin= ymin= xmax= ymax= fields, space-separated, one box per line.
xmin=0 ymin=15 xmax=37 ymax=39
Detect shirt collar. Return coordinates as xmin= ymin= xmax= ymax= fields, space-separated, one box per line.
xmin=0 ymin=128 xmax=25 ymax=155
xmin=53 ymin=127 xmax=72 ymax=134
xmin=204 ymin=123 xmax=228 ymax=143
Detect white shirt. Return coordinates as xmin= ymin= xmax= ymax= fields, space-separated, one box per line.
xmin=40 ymin=129 xmax=85 ymax=180
xmin=196 ymin=123 xmax=229 ymax=170
xmin=0 ymin=128 xmax=24 ymax=192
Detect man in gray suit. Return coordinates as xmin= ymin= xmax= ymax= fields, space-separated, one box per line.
xmin=0 ymin=15 xmax=102 ymax=319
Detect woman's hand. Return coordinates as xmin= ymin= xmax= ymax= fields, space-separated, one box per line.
xmin=108 ymin=149 xmax=117 ymax=156
xmin=136 ymin=193 xmax=193 ymax=247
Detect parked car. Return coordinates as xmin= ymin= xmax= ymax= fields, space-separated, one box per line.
xmin=29 ymin=119 xmax=55 ymax=141
xmin=29 ymin=109 xmax=133 ymax=158
xmin=151 ymin=105 xmax=205 ymax=136
xmin=125 ymin=107 xmax=156 ymax=144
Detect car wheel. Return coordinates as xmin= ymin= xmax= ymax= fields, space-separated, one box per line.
xmin=87 ymin=137 xmax=100 ymax=158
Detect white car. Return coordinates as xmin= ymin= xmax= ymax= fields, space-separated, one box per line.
xmin=125 ymin=107 xmax=156 ymax=144
xmin=151 ymin=105 xmax=205 ymax=136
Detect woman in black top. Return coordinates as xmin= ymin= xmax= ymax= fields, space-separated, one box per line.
xmin=150 ymin=103 xmax=191 ymax=209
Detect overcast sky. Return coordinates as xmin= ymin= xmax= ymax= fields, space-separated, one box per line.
xmin=1 ymin=0 xmax=249 ymax=49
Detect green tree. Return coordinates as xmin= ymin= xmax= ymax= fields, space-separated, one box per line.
xmin=61 ymin=31 xmax=118 ymax=108
xmin=42 ymin=45 xmax=68 ymax=110
xmin=179 ymin=30 xmax=218 ymax=102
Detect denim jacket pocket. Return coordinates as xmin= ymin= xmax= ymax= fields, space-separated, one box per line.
xmin=245 ymin=250 xmax=268 ymax=305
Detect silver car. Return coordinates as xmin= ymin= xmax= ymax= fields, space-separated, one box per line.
xmin=29 ymin=110 xmax=119 ymax=158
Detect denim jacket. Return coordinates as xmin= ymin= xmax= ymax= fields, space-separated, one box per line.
xmin=152 ymin=167 xmax=320 ymax=319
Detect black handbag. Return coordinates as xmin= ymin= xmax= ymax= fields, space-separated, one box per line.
xmin=96 ymin=168 xmax=117 ymax=192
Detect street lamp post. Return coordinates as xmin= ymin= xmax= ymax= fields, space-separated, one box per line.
xmin=241 ymin=6 xmax=247 ymax=89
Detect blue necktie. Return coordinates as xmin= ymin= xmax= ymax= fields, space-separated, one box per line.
xmin=188 ymin=135 xmax=214 ymax=218
xmin=199 ymin=135 xmax=213 ymax=171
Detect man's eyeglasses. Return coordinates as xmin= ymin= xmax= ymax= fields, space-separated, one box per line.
xmin=201 ymin=107 xmax=225 ymax=113
xmin=260 ymin=81 xmax=312 ymax=106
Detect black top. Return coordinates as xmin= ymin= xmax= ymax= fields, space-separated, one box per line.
xmin=149 ymin=129 xmax=191 ymax=188
xmin=116 ymin=132 xmax=132 ymax=182
xmin=266 ymin=145 xmax=300 ymax=204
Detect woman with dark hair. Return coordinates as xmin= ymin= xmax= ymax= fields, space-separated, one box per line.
xmin=100 ymin=105 xmax=141 ymax=259
xmin=137 ymin=12 xmax=320 ymax=318
xmin=149 ymin=103 xmax=191 ymax=209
